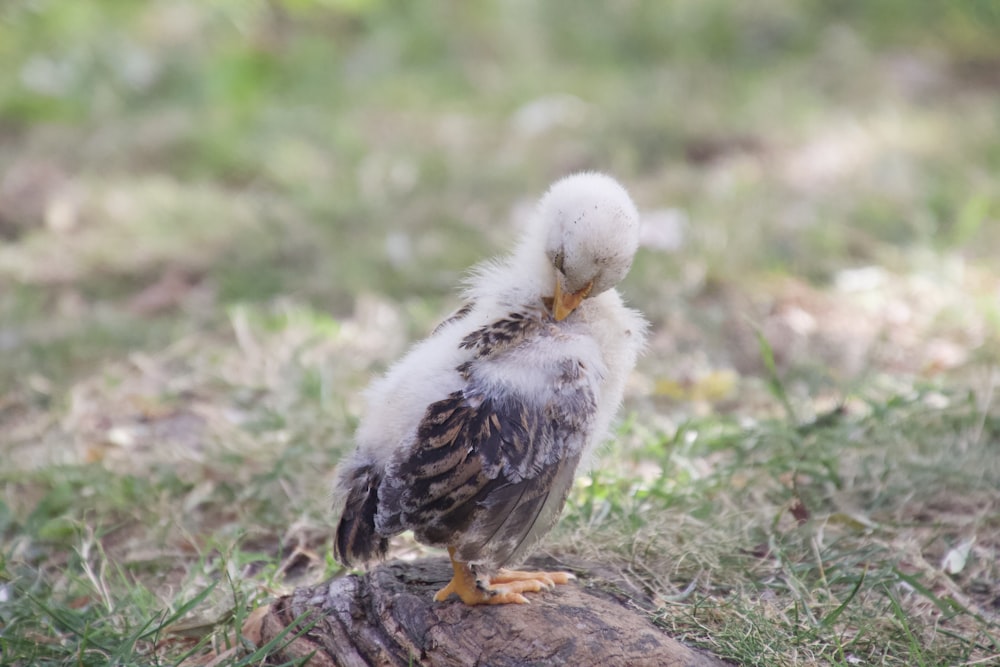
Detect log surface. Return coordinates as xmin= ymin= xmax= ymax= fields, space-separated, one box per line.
xmin=259 ymin=557 xmax=729 ymax=667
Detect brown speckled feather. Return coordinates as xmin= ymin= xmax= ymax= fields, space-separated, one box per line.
xmin=459 ymin=309 xmax=548 ymax=358
xmin=431 ymin=302 xmax=475 ymax=336
xmin=373 ymin=308 xmax=599 ymax=570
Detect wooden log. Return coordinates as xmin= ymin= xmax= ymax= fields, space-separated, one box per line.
xmin=257 ymin=557 xmax=729 ymax=667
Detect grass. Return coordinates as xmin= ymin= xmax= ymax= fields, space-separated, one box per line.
xmin=559 ymin=379 xmax=1000 ymax=665
xmin=2 ymin=1 xmax=1000 ymax=665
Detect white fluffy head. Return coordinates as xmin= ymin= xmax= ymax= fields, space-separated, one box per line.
xmin=534 ymin=172 xmax=641 ymax=296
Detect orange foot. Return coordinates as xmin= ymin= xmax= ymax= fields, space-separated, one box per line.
xmin=434 ymin=548 xmax=575 ymax=605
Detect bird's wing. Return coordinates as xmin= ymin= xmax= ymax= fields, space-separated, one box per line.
xmin=377 ymin=311 xmax=600 ymax=568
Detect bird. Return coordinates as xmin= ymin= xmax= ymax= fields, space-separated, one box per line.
xmin=332 ymin=172 xmax=648 ymax=605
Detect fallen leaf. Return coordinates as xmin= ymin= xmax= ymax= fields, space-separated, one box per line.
xmin=827 ymin=511 xmax=879 ymax=532
xmin=654 ymin=369 xmax=738 ymax=402
xmin=941 ymin=537 xmax=975 ymax=575
xmin=789 ymin=497 xmax=810 ymax=525
xmin=241 ymin=603 xmax=269 ymax=646
xmin=128 ymin=267 xmax=198 ymax=315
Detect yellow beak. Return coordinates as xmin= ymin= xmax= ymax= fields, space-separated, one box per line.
xmin=553 ymin=277 xmax=594 ymax=321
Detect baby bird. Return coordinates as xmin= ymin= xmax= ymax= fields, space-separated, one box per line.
xmin=333 ymin=173 xmax=648 ymax=605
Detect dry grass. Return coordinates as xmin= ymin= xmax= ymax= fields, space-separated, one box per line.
xmin=553 ymin=378 xmax=1000 ymax=665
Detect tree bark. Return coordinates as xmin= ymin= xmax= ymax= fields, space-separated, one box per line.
xmin=257 ymin=556 xmax=729 ymax=667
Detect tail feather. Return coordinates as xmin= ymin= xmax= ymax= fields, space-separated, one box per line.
xmin=334 ymin=463 xmax=388 ymax=566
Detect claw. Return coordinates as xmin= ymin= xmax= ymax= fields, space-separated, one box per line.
xmin=434 ymin=550 xmax=575 ymax=606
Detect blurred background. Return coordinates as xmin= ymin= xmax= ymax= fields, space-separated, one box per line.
xmin=2 ymin=0 xmax=998 ymax=395
xmin=2 ymin=1 xmax=1000 ymax=663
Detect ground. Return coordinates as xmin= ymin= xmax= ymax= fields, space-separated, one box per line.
xmin=1 ymin=1 xmax=999 ymax=665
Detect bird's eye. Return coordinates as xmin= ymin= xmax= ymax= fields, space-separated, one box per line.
xmin=552 ymin=248 xmax=566 ymax=273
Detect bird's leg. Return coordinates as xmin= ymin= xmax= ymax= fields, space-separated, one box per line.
xmin=434 ymin=548 xmax=575 ymax=605
xmin=434 ymin=547 xmax=528 ymax=605
xmin=434 ymin=547 xmax=485 ymax=603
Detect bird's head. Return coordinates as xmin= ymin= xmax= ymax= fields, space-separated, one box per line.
xmin=536 ymin=172 xmax=641 ymax=321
